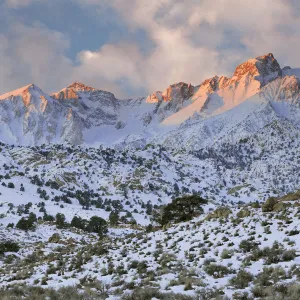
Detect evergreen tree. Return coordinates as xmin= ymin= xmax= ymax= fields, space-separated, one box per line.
xmin=43 ymin=214 xmax=55 ymax=222
xmin=87 ymin=216 xmax=108 ymax=238
xmin=109 ymin=211 xmax=119 ymax=226
xmin=55 ymin=213 xmax=66 ymax=228
xmin=160 ymin=195 xmax=207 ymax=225
xmin=71 ymin=216 xmax=87 ymax=230
xmin=16 ymin=213 xmax=37 ymax=231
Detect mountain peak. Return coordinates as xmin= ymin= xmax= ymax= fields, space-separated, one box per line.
xmin=66 ymin=82 xmax=96 ymax=92
xmin=146 ymin=82 xmax=194 ymax=104
xmin=51 ymin=82 xmax=96 ymax=100
xmin=200 ymin=76 xmax=230 ymax=92
xmin=232 ymin=52 xmax=281 ymax=85
xmin=163 ymin=82 xmax=194 ymax=102
xmin=0 ymin=83 xmax=42 ymax=101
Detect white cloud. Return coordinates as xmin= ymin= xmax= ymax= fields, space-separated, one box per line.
xmin=71 ymin=43 xmax=145 ymax=97
xmin=72 ymin=0 xmax=300 ymax=96
xmin=71 ymin=0 xmax=226 ymax=95
xmin=4 ymin=0 xmax=43 ymax=8
xmin=1 ymin=0 xmax=300 ymax=98
xmin=0 ymin=23 xmax=73 ymax=94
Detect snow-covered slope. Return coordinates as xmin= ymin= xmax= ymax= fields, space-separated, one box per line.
xmin=159 ymin=75 xmax=300 ymax=150
xmin=0 ymin=84 xmax=84 ymax=145
xmin=2 ymin=192 xmax=300 ymax=299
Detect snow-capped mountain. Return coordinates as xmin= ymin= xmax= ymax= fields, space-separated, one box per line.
xmin=161 ymin=53 xmax=282 ymax=126
xmin=0 ymin=53 xmax=299 ymax=149
xmin=0 ymin=84 xmax=82 ymax=145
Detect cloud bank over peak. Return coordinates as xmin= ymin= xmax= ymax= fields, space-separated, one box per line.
xmin=1 ymin=0 xmax=300 ymax=98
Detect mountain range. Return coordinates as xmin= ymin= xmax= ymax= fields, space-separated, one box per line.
xmin=1 ymin=53 xmax=300 ymax=149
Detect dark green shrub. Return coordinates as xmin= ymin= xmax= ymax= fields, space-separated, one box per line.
xmin=43 ymin=214 xmax=55 ymax=222
xmin=55 ymin=213 xmax=66 ymax=228
xmin=230 ymin=270 xmax=253 ymax=288
xmin=16 ymin=213 xmax=37 ymax=231
xmin=109 ymin=211 xmax=119 ymax=226
xmin=87 ymin=216 xmax=108 ymax=237
xmin=0 ymin=241 xmax=19 ymax=255
xmin=7 ymin=182 xmax=15 ymax=189
xmin=71 ymin=216 xmax=87 ymax=230
xmin=203 ymin=263 xmax=233 ymax=278
xmin=247 ymin=242 xmax=296 ymax=265
xmin=239 ymin=239 xmax=259 ymax=253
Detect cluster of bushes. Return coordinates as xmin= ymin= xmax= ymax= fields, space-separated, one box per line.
xmin=45 ymin=179 xmax=61 ymax=190
xmin=206 ymin=207 xmax=232 ymax=220
xmin=0 ymin=285 xmax=200 ymax=300
xmin=70 ymin=215 xmax=108 ymax=237
xmin=248 ymin=266 xmax=300 ymax=299
xmin=14 ymin=212 xmax=108 ymax=238
xmin=239 ymin=239 xmax=259 ymax=253
xmin=0 ymin=241 xmax=19 ymax=255
xmin=0 ymin=286 xmax=107 ymax=300
xmin=30 ymin=175 xmax=44 ymax=186
xmin=230 ymin=269 xmax=253 ymax=288
xmin=37 ymin=188 xmax=49 ymax=200
xmin=16 ymin=212 xmax=37 ymax=230
xmin=244 ymin=241 xmax=296 ymax=265
xmin=203 ymin=263 xmax=233 ymax=278
xmin=122 ymin=288 xmax=195 ymax=300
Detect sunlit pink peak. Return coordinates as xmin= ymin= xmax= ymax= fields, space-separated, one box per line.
xmin=66 ymin=82 xmax=96 ymax=92
xmin=195 ymin=53 xmax=282 ymax=92
xmin=51 ymin=82 xmax=96 ymax=100
xmin=0 ymin=83 xmax=42 ymax=100
xmin=232 ymin=52 xmax=281 ymax=83
xmin=146 ymin=53 xmax=282 ymax=106
xmin=146 ymin=82 xmax=194 ymax=103
xmin=199 ymin=76 xmax=229 ymax=92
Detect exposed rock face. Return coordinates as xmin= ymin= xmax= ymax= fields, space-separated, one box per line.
xmin=163 ymin=53 xmax=282 ymax=126
xmin=231 ymin=53 xmax=281 ymax=86
xmin=262 ymin=75 xmax=300 ymax=105
xmin=162 ymin=82 xmax=194 ymax=102
xmin=145 ymin=82 xmax=195 ymax=122
xmin=146 ymin=82 xmax=194 ymax=103
xmin=67 ymin=82 xmax=96 ymax=92
xmin=146 ymin=91 xmax=163 ymax=103
xmin=200 ymin=76 xmax=228 ymax=93
xmin=51 ymin=82 xmax=96 ymax=100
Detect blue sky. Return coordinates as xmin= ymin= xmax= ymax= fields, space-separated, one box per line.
xmin=12 ymin=2 xmax=121 ymax=60
xmin=3 ymin=1 xmax=152 ymax=60
xmin=0 ymin=0 xmax=300 ymax=98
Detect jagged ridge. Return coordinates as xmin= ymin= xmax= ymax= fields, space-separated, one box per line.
xmin=0 ymin=53 xmax=299 ymax=147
